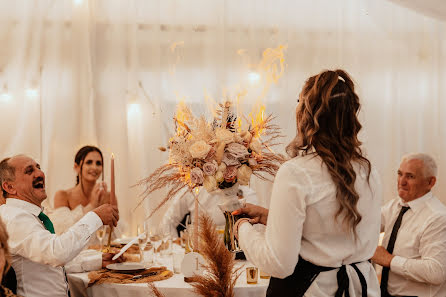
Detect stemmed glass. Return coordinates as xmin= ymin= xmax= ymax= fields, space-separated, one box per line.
xmin=148 ymin=226 xmax=162 ymax=265
xmin=137 ymin=223 xmax=149 ymax=265
xmin=160 ymin=224 xmax=172 ymax=256
xmin=96 ymin=225 xmax=107 ymax=251
xmin=96 ymin=226 xmax=105 ymax=244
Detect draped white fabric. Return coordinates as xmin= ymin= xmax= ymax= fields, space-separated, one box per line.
xmin=1 ymin=0 xmax=445 ymax=236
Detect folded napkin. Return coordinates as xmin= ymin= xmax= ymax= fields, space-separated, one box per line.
xmin=88 ymin=266 xmax=173 ymax=286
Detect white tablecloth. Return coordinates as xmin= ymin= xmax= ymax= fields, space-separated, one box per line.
xmin=68 ymin=258 xmax=269 ymax=297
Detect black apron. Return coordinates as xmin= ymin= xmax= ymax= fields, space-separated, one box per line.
xmin=266 ymin=256 xmax=368 ymax=297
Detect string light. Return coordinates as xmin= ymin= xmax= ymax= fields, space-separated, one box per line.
xmin=0 ymin=84 xmax=12 ymax=102
xmin=0 ymin=92 xmax=12 ymax=102
xmin=26 ymin=88 xmax=39 ymax=98
xmin=127 ymin=103 xmax=140 ymax=118
xmin=248 ymin=71 xmax=261 ymax=84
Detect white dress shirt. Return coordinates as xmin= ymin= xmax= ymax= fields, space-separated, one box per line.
xmin=381 ymin=192 xmax=446 ymax=297
xmin=161 ymin=185 xmax=258 ymax=237
xmin=238 ymin=155 xmax=382 ymax=297
xmin=0 ymin=198 xmax=103 ymax=297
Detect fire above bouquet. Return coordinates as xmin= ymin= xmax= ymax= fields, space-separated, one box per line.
xmin=137 ymin=100 xmax=286 ymax=216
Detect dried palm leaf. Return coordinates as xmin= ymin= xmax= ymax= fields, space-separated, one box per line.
xmin=189 ymin=214 xmax=242 ymax=297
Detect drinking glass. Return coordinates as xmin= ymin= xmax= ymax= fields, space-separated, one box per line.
xmin=148 ymin=226 xmax=162 ymax=265
xmin=137 ymin=223 xmax=148 ymax=264
xmin=96 ymin=226 xmax=105 ymax=246
xmin=160 ymin=224 xmax=172 ymax=256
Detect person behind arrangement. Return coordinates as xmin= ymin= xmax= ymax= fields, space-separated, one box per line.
xmin=0 ymin=155 xmax=120 ymax=297
xmin=161 ymin=185 xmax=258 ymax=237
xmin=0 ymin=218 xmax=21 ymax=297
xmin=51 ymin=145 xmax=116 ymax=235
xmin=372 ymin=153 xmax=446 ymax=297
xmin=233 ymin=69 xmax=381 ymax=297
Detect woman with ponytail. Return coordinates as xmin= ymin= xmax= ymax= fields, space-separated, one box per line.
xmin=233 ymin=70 xmax=381 ymax=296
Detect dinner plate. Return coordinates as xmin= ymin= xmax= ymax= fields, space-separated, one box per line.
xmin=106 ymin=262 xmax=146 ymax=273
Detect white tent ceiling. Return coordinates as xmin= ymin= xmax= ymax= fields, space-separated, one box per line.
xmin=389 ymin=0 xmax=446 ymax=21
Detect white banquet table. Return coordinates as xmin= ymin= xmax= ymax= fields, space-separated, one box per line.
xmin=68 ymin=258 xmax=270 ymax=297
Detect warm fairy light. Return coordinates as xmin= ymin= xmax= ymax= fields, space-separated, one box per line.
xmin=111 ymin=153 xmax=115 ymax=159
xmin=127 ymin=103 xmax=140 ymax=118
xmin=0 ymin=93 xmax=12 ymax=102
xmin=26 ymin=89 xmax=39 ymax=98
xmin=194 ymin=187 xmax=200 ymax=195
xmin=248 ymin=72 xmax=261 ymax=84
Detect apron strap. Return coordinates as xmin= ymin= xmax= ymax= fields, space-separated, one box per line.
xmin=266 ymin=256 xmax=369 ymax=297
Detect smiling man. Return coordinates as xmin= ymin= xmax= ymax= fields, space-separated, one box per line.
xmin=0 ymin=155 xmax=120 ymax=297
xmin=372 ymin=153 xmax=446 ymax=297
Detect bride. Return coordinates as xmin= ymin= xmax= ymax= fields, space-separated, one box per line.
xmin=51 ymin=145 xmax=116 ymax=235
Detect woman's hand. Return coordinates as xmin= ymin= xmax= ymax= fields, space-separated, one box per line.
xmin=232 ymin=203 xmax=269 ymax=225
xmin=90 ymin=182 xmax=107 ymax=207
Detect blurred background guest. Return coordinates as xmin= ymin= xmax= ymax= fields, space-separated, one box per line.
xmin=161 ymin=185 xmax=258 ymax=238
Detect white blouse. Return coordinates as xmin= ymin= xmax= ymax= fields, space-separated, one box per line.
xmin=238 ymin=154 xmax=382 ymax=297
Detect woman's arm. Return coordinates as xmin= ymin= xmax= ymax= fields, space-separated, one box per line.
xmin=237 ymin=162 xmax=312 ymax=278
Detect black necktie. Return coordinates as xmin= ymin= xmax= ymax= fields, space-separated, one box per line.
xmin=380 ymin=206 xmax=410 ymax=296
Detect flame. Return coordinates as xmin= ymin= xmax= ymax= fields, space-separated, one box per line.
xmin=175 ymin=100 xmax=190 ymax=136
xmin=250 ymin=104 xmax=266 ymax=138
xmin=252 ymin=44 xmax=287 ymax=104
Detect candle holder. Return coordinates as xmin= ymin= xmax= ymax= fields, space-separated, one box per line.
xmin=246 ymin=267 xmax=258 ymax=284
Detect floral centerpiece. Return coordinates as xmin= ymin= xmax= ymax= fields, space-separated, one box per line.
xmin=136 ymin=100 xmax=285 ymax=251
xmin=137 ymin=100 xmax=284 ymax=210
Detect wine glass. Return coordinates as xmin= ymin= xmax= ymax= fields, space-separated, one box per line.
xmin=96 ymin=226 xmax=106 ymax=249
xmin=160 ymin=224 xmax=172 ymax=256
xmin=148 ymin=226 xmax=162 ymax=265
xmin=137 ymin=223 xmax=148 ymax=264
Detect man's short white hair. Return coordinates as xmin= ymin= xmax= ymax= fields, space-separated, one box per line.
xmin=401 ymin=153 xmax=437 ymax=178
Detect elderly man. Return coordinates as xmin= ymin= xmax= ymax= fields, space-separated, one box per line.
xmin=372 ymin=153 xmax=446 ymax=297
xmin=0 ymin=155 xmax=120 ymax=297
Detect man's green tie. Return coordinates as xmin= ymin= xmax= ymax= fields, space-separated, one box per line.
xmin=38 ymin=212 xmax=55 ymax=234
xmin=38 ymin=211 xmax=71 ymax=297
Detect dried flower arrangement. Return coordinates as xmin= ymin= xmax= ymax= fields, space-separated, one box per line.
xmin=188 ymin=214 xmax=242 ymax=297
xmin=135 ymin=100 xmax=285 ymax=216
